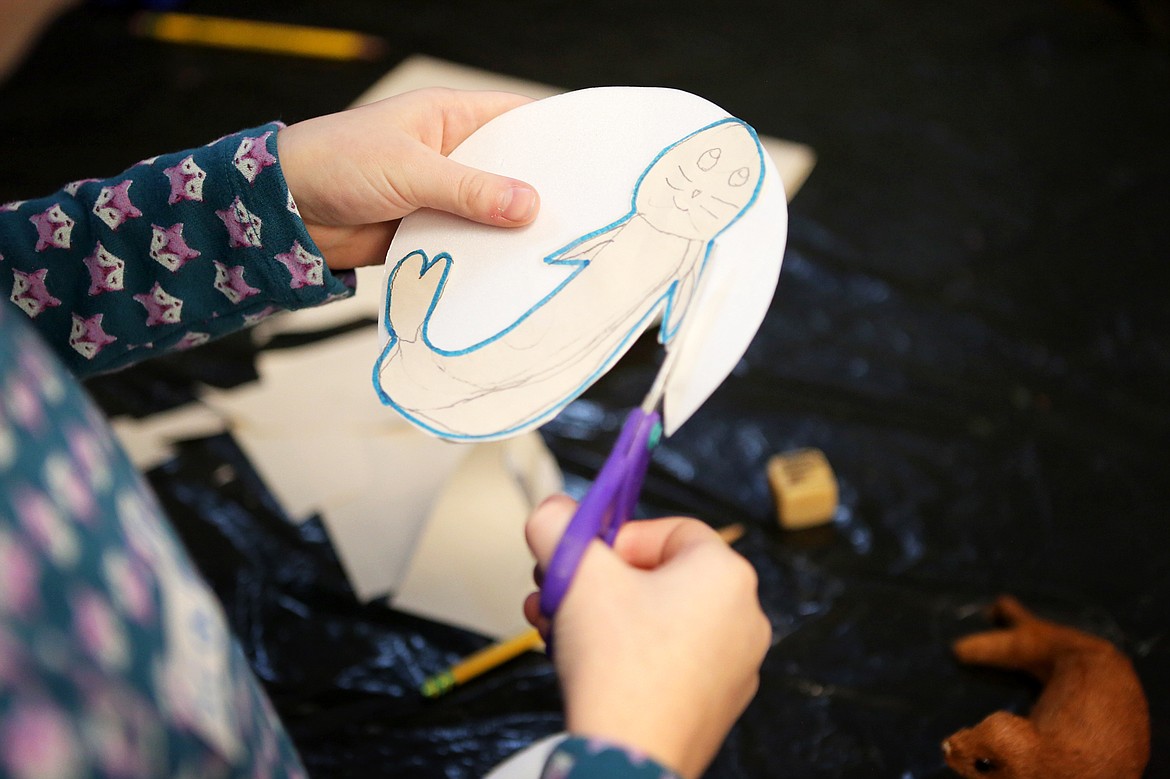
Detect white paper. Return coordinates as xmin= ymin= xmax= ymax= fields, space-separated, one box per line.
xmin=352 ymin=54 xmax=560 ymax=106
xmin=319 ymin=431 xmax=468 ymax=600
xmin=199 ymin=329 xmax=471 ymax=598
xmin=392 ymin=432 xmax=561 ymax=639
xmin=108 ymin=402 xmax=226 ymax=470
xmin=373 ymin=86 xmax=787 ymax=441
xmin=483 ymin=733 xmax=568 ymax=779
xmin=350 ymin=55 xmax=816 ymax=199
xmin=202 ymin=329 xmax=397 ymax=436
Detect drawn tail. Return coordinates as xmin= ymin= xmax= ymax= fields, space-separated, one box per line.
xmin=384 ymin=250 xmax=448 ymax=345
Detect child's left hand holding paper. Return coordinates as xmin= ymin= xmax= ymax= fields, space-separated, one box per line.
xmin=277 ymin=87 xmax=541 ymax=271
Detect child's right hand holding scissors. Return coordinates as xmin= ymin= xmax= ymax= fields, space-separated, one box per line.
xmin=523 ymin=494 xmax=772 ymax=779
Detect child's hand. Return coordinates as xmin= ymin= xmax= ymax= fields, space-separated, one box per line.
xmin=523 ymin=495 xmax=772 ymax=779
xmin=277 ymin=88 xmax=540 ymax=270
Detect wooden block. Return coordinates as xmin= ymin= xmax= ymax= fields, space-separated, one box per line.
xmin=767 ymin=448 xmax=838 ymax=530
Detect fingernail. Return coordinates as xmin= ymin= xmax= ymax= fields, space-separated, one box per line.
xmin=498 ymin=185 xmax=537 ymax=223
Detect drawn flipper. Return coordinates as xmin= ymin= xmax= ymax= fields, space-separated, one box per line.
xmin=385 ymin=250 xmax=449 ymax=345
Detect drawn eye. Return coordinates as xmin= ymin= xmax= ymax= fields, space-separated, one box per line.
xmin=974 ymin=757 xmax=997 ymax=773
xmin=728 ymin=167 xmax=750 ymax=187
xmin=697 ymin=148 xmax=721 ymax=171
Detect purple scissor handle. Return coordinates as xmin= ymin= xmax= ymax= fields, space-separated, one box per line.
xmin=538 ymin=406 xmax=662 ymax=621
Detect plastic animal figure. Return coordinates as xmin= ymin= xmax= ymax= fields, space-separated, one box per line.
xmin=942 ymin=595 xmax=1150 ymax=779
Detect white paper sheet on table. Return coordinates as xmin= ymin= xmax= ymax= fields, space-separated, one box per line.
xmin=109 ymin=402 xmax=227 ymax=471
xmin=201 ymin=328 xmax=394 ymax=437
xmin=199 ymin=330 xmax=471 ymax=599
xmin=352 ymin=55 xmax=816 ymax=199
xmin=392 ymin=432 xmax=562 ymax=639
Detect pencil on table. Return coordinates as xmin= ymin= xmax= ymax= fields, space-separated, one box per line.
xmin=130 ymin=12 xmax=387 ymax=62
xmin=421 ymin=627 xmax=545 ymax=698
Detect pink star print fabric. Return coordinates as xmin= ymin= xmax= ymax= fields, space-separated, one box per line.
xmin=0 ymin=124 xmax=347 ymax=779
xmin=1 ymin=124 xmax=667 ymax=779
xmin=0 ymin=123 xmax=353 ymax=378
xmin=0 ymin=302 xmax=310 ymax=779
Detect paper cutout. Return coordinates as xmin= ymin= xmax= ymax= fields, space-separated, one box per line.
xmin=374 ymin=86 xmax=788 ymax=441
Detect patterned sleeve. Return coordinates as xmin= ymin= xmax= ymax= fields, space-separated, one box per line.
xmin=541 ymin=736 xmax=683 ymax=779
xmin=0 ymin=122 xmax=354 ymax=378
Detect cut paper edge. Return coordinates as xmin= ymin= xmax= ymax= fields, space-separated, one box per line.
xmin=373 ymin=86 xmax=787 ymax=442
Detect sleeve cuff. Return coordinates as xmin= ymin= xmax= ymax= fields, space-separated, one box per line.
xmin=204 ymin=121 xmax=355 ymax=311
xmin=540 ymin=736 xmax=682 ymax=779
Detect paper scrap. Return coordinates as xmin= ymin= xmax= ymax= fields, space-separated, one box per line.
xmin=320 ymin=431 xmax=468 ymax=600
xmin=250 ymin=264 xmax=385 ymax=343
xmin=483 ymin=733 xmax=568 ymax=779
xmin=199 ymin=328 xmax=471 ymax=597
xmin=392 ymin=432 xmax=561 ymax=639
xmin=201 ymin=328 xmax=397 ymax=437
xmin=109 ymin=402 xmax=227 ymax=470
xmin=351 ymin=55 xmax=815 ymax=201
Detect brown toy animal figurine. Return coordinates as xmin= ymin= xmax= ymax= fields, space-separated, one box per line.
xmin=942 ymin=595 xmax=1149 ymax=779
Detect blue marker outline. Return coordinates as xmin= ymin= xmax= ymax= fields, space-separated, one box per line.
xmin=372 ymin=117 xmax=766 ymax=441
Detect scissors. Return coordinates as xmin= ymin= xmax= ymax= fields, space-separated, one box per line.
xmin=537 ymin=331 xmax=685 ymax=622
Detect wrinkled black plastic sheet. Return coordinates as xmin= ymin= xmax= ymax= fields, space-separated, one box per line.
xmin=146 ymin=434 xmax=563 ymax=778
xmin=4 ymin=0 xmax=1166 ymax=776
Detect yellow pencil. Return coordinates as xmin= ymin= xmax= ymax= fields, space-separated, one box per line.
xmin=421 ymin=627 xmax=545 ymax=698
xmin=419 ymin=522 xmax=747 ymax=698
xmin=130 ymin=12 xmax=387 ymax=62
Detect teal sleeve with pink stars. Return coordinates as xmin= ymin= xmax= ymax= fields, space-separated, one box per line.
xmin=0 ymin=123 xmax=354 ymax=378
xmin=541 ymin=737 xmax=683 ymax=779
xmin=1 ymin=281 xmax=309 ymax=777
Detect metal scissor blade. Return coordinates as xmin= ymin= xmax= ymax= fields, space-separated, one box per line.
xmin=639 ymin=340 xmax=680 ymax=415
xmin=639 ymin=245 xmax=718 ymax=417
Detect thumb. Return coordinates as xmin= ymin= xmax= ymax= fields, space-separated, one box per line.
xmin=525 ymin=494 xmax=578 ymax=570
xmin=406 ymin=148 xmax=539 ymax=227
